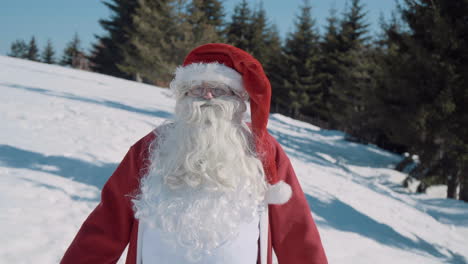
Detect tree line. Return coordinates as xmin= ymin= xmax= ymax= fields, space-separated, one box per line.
xmin=7 ymin=0 xmax=468 ymax=202
xmin=8 ymin=33 xmax=89 ymax=70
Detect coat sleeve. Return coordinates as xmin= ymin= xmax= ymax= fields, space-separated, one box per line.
xmin=269 ymin=138 xmax=328 ymax=264
xmin=61 ymin=145 xmax=142 ymax=264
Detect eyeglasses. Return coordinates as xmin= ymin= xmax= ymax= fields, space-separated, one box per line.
xmin=185 ymin=82 xmax=235 ymax=98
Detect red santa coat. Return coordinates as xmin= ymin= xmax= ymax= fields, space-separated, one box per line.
xmin=61 ymin=129 xmax=328 ymax=264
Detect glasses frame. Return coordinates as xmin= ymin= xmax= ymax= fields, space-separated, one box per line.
xmin=184 ymin=81 xmax=236 ymax=98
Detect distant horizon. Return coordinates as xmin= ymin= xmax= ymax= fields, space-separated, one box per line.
xmin=0 ymin=0 xmax=397 ymax=57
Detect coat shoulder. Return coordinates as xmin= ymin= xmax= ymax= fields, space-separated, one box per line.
xmin=131 ymin=129 xmax=157 ymax=156
xmin=127 ymin=129 xmax=158 ymax=181
xmin=130 ymin=124 xmax=174 ymax=177
xmin=132 ymin=123 xmax=175 ymax=150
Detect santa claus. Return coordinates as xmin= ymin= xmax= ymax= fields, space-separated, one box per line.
xmin=61 ymin=43 xmax=328 ymax=264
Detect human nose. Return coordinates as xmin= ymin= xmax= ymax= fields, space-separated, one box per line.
xmin=203 ymin=89 xmax=214 ymax=99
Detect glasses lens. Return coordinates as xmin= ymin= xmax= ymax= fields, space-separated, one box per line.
xmin=187 ymin=82 xmax=233 ymax=97
xmin=211 ymin=88 xmax=227 ymax=97
xmin=189 ymin=86 xmax=205 ymax=96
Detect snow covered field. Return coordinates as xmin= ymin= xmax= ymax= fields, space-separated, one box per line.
xmin=1 ymin=55 xmax=467 ymax=264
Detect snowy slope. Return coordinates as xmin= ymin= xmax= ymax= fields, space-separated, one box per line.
xmin=1 ymin=55 xmax=467 ymax=264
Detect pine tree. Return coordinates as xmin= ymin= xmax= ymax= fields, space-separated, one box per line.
xmin=263 ymin=23 xmax=283 ymax=69
xmin=226 ymin=0 xmax=252 ymax=52
xmin=186 ymin=0 xmax=224 ymax=44
xmin=171 ymin=0 xmax=210 ymax=68
xmin=8 ymin=39 xmax=28 ymax=58
xmin=225 ymin=1 xmax=285 ymax=113
xmin=329 ymin=0 xmax=371 ymax=133
xmin=248 ymin=2 xmax=270 ymax=64
xmin=366 ymin=11 xmax=408 ymax=151
xmin=118 ymin=0 xmax=186 ymax=84
xmin=407 ymin=0 xmax=468 ymax=201
xmin=264 ymin=24 xmax=286 ymax=113
xmin=61 ymin=33 xmax=82 ymax=66
xmin=339 ymin=0 xmax=370 ymax=50
xmin=374 ymin=0 xmax=468 ymax=201
xmin=225 ymin=1 xmax=280 ymax=66
xmin=188 ymin=0 xmax=225 ymax=36
xmin=41 ymin=39 xmax=56 ymax=64
xmin=312 ymin=7 xmax=341 ymax=126
xmin=281 ymin=0 xmax=321 ymax=118
xmin=90 ymin=0 xmax=138 ymax=78
xmin=119 ymin=0 xmax=227 ymax=84
xmin=26 ymin=36 xmax=39 ymax=61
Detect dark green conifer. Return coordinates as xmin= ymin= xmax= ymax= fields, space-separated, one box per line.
xmin=264 ymin=24 xmax=286 ymax=113
xmin=375 ymin=0 xmax=468 ymax=201
xmin=41 ymin=39 xmax=56 ymax=64
xmin=120 ymin=0 xmax=227 ymax=84
xmin=248 ymin=3 xmax=269 ymax=63
xmin=281 ymin=0 xmax=321 ymax=118
xmin=8 ymin=39 xmax=28 ymax=59
xmin=226 ymin=0 xmax=252 ymax=51
xmin=186 ymin=0 xmax=224 ymax=44
xmin=312 ymin=7 xmax=341 ymax=126
xmin=90 ymin=0 xmax=138 ymax=78
xmin=188 ymin=0 xmax=225 ymax=35
xmin=26 ymin=36 xmax=40 ymax=61
xmin=119 ymin=0 xmax=192 ymax=84
xmin=61 ymin=33 xmax=82 ymax=66
xmin=329 ymin=0 xmax=371 ymax=133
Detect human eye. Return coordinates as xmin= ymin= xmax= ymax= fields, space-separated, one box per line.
xmin=212 ymin=88 xmax=228 ymax=97
xmin=190 ymin=86 xmax=204 ymax=96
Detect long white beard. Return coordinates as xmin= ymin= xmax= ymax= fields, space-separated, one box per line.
xmin=133 ymin=96 xmax=267 ymax=261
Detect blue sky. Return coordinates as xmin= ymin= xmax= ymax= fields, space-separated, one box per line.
xmin=0 ymin=0 xmax=398 ymax=56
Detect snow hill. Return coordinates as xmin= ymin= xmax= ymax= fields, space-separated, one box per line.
xmin=1 ymin=55 xmax=467 ymax=264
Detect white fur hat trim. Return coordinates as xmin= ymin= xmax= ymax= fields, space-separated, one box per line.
xmin=170 ymin=62 xmax=245 ymax=99
xmin=265 ymin=181 xmax=292 ymax=205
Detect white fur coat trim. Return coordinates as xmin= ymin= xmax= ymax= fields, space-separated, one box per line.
xmin=265 ymin=181 xmax=292 ymax=205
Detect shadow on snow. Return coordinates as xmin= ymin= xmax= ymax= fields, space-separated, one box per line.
xmin=3 ymin=80 xmax=466 ymax=262
xmin=268 ymin=115 xmax=467 ymax=263
xmin=268 ymin=115 xmax=401 ymax=170
xmin=1 ymin=82 xmax=173 ymax=119
xmin=0 ymin=144 xmax=116 ymax=191
xmin=418 ymin=198 xmax=468 ymax=227
xmin=306 ymin=194 xmax=467 ymax=264
xmin=18 ymin=176 xmax=99 ymax=202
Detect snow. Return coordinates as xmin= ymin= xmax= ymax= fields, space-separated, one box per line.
xmin=1 ymin=55 xmax=467 ymax=264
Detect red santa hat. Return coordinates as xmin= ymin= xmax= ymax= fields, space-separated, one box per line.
xmin=171 ymin=43 xmax=291 ymax=204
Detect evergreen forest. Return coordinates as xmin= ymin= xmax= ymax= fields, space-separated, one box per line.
xmin=8 ymin=0 xmax=468 ymax=202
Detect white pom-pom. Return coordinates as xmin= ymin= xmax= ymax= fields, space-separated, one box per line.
xmin=265 ymin=181 xmax=292 ymax=204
